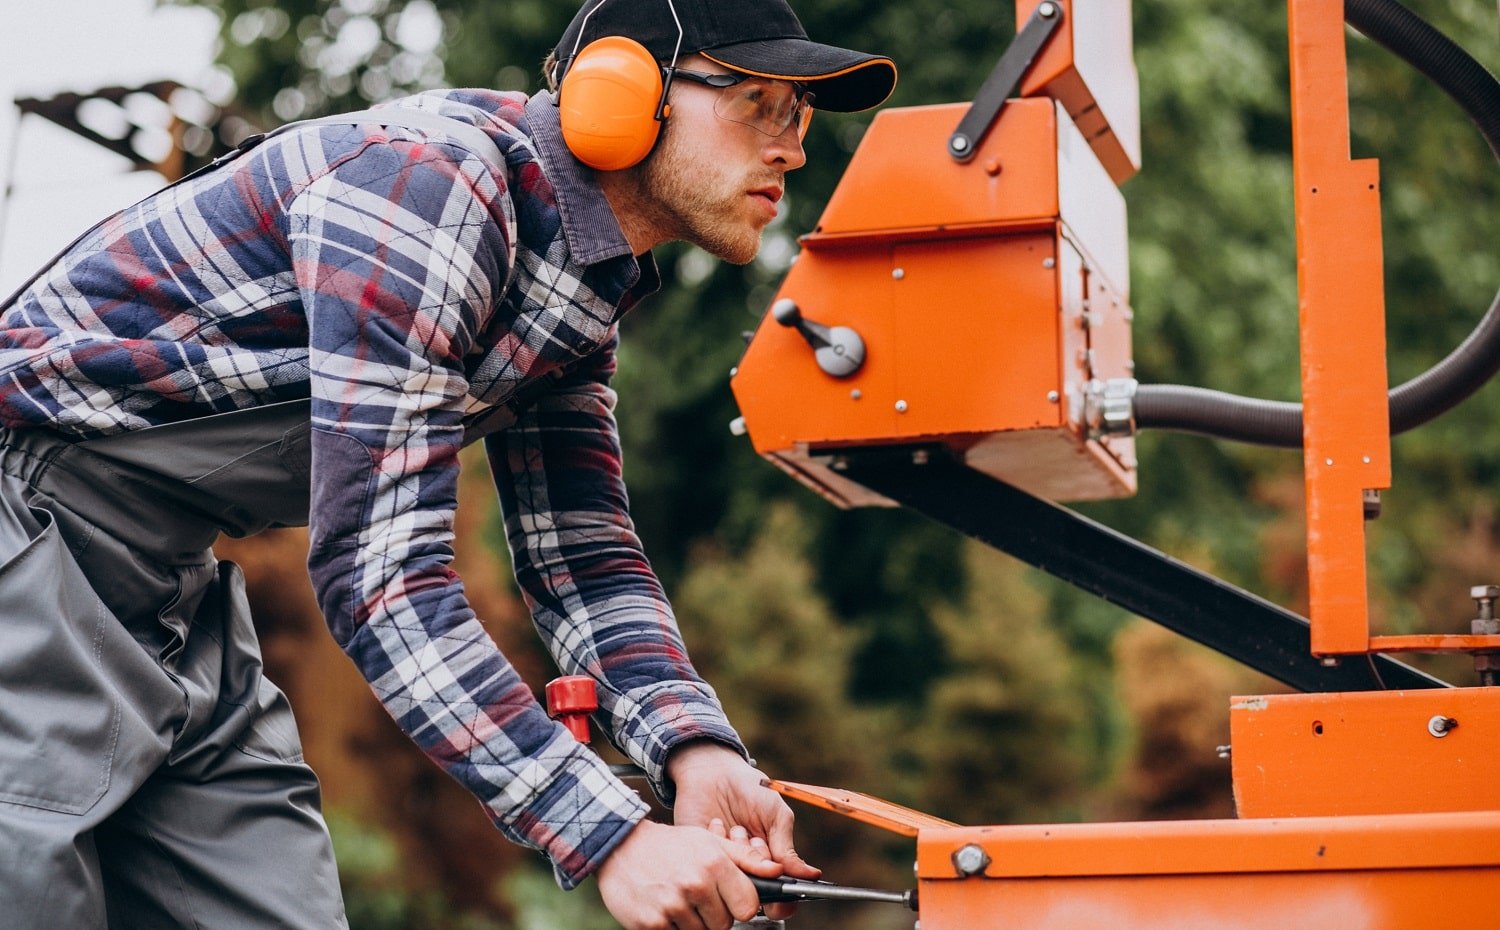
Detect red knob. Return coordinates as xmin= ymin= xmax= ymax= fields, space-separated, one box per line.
xmin=546 ymin=675 xmax=599 ymax=744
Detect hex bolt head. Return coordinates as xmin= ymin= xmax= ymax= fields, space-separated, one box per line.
xmin=952 ymin=844 xmax=991 ymax=877
xmin=1428 ymin=715 xmax=1458 ymax=738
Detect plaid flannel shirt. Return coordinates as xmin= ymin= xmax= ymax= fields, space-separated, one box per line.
xmin=0 ymin=88 xmax=746 ymax=887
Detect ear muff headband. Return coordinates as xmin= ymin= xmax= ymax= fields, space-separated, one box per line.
xmin=559 ymin=35 xmax=668 ymax=171
xmin=557 ymin=0 xmax=685 ymax=171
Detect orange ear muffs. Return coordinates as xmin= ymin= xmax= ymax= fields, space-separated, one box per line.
xmin=559 ymin=35 xmax=668 ymax=171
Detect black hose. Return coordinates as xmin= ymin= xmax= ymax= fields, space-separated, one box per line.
xmin=1135 ymin=0 xmax=1500 ymax=447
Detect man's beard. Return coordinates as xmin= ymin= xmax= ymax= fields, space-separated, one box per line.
xmin=629 ymin=122 xmax=766 ymax=265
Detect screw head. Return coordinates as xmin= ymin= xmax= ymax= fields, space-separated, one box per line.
xmin=895 ymin=400 xmax=909 ymax=413
xmin=1428 ymin=715 xmax=1458 ymax=738
xmin=952 ymin=844 xmax=990 ymax=877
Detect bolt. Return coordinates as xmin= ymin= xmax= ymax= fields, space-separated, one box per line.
xmin=951 ymin=136 xmax=970 ymax=154
xmin=1427 ymin=715 xmax=1458 ymax=738
xmin=1325 ymin=458 xmax=1334 ymax=466
xmin=1038 ymin=1 xmax=1059 ymax=17
xmin=850 ymin=389 xmax=863 ymax=400
xmin=729 ymin=417 xmax=748 ymax=437
xmin=892 ymin=267 xmax=906 ymax=280
xmin=896 ymin=400 xmax=909 ymax=413
xmin=1320 ymin=656 xmax=1340 ymax=667
xmin=912 ymin=449 xmax=930 ymax=465
xmin=1047 ymin=390 xmax=1060 ymax=403
xmin=952 ymin=844 xmax=991 ymax=877
xmin=1042 ymin=257 xmax=1057 ymax=270
xmin=1216 ymin=745 xmax=1231 ymax=760
xmin=729 ymin=366 xmax=739 ymax=378
xmin=1362 ymin=455 xmax=1371 ymax=464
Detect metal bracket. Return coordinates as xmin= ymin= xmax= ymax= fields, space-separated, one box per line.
xmin=840 ymin=451 xmax=1448 ymax=693
xmin=947 ymin=0 xmax=1065 ymax=162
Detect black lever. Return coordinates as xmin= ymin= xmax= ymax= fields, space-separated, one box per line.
xmin=948 ymin=0 xmax=1065 ymax=162
xmin=750 ymin=876 xmax=918 ymax=911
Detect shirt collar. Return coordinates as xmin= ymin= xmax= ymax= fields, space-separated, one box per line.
xmin=524 ymin=92 xmax=642 ymax=269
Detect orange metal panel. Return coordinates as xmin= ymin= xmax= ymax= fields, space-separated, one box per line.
xmin=1230 ymin=687 xmax=1500 ymax=818
xmin=765 ymin=779 xmax=957 ymax=837
xmin=916 ymin=813 xmax=1500 ymax=929
xmin=811 ymin=101 xmax=1061 ymax=238
xmin=1289 ymin=0 xmax=1390 ymax=655
xmin=1016 ymin=0 xmax=1141 ymax=184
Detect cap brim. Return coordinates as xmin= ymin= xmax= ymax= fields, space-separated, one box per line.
xmin=701 ymin=39 xmax=897 ymax=113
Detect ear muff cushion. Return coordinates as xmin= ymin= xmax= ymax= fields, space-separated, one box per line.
xmin=559 ymin=35 xmax=665 ymax=171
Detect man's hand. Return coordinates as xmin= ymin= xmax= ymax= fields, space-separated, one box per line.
xmin=596 ymin=819 xmax=780 ymax=930
xmin=667 ymin=741 xmax=821 ymax=920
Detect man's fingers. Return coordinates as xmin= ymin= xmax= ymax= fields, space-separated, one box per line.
xmin=717 ymin=835 xmax=782 ymax=877
xmin=767 ymin=809 xmax=822 ymax=879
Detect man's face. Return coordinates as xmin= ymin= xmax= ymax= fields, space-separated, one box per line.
xmin=632 ymin=56 xmax=809 ymax=264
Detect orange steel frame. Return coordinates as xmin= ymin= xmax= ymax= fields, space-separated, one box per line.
xmin=752 ymin=1 xmax=1500 ymax=926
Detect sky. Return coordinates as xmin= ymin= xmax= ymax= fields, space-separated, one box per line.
xmin=0 ymin=0 xmax=221 ymax=292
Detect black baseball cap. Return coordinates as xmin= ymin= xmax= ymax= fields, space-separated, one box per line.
xmin=555 ymin=0 xmax=897 ymax=113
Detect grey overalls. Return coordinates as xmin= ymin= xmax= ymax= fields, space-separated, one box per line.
xmin=0 ymin=109 xmax=514 ymax=927
xmin=0 ymin=400 xmax=348 ymax=927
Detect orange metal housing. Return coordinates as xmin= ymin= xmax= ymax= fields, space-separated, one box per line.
xmin=731 ymin=99 xmax=1135 ymax=507
xmin=1016 ymin=0 xmax=1141 ymax=185
xmin=1230 ymin=687 xmax=1500 ymax=819
xmin=915 ymin=812 xmax=1500 ymax=930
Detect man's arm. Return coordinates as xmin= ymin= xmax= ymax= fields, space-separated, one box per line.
xmin=486 ymin=333 xmax=750 ymax=805
xmin=289 ymin=130 xmax=648 ymax=886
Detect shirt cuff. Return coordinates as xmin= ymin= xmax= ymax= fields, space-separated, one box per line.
xmin=611 ymin=681 xmax=750 ymax=807
xmin=489 ymin=729 xmax=650 ymax=889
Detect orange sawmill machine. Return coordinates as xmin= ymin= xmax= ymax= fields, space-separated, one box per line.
xmin=722 ymin=0 xmax=1500 ymax=925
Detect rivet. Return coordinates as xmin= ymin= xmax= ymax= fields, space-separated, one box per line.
xmin=895 ymin=400 xmax=909 ymax=413
xmin=1362 ymin=456 xmax=1371 ymax=464
xmin=1043 ymin=257 xmax=1056 ymax=269
xmin=729 ymin=366 xmax=738 ymax=377
xmin=1325 ymin=458 xmax=1334 ymax=466
xmin=892 ymin=267 xmax=906 ymax=280
xmin=851 ymin=389 xmax=862 ymax=400
xmin=1047 ymin=390 xmax=1060 ymax=403
xmin=984 ymin=159 xmax=1002 ymax=177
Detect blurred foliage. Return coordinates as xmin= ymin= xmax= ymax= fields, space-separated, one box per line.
xmin=163 ymin=0 xmax=1498 ymax=924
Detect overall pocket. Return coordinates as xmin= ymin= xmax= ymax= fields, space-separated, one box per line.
xmin=0 ymin=503 xmax=121 ymax=815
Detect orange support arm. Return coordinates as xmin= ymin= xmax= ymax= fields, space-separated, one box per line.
xmin=1289 ymin=0 xmax=1390 ymax=655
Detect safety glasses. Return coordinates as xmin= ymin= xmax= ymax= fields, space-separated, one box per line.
xmin=669 ymin=69 xmax=815 ymax=140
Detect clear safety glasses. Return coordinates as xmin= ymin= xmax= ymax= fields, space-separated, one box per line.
xmin=669 ymin=69 xmax=815 ymax=140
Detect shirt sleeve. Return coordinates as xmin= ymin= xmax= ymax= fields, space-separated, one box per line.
xmin=287 ymin=131 xmax=647 ymax=889
xmin=487 ymin=332 xmax=750 ymax=808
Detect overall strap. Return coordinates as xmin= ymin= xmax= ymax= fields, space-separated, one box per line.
xmin=1 ymin=108 xmax=511 ymax=308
